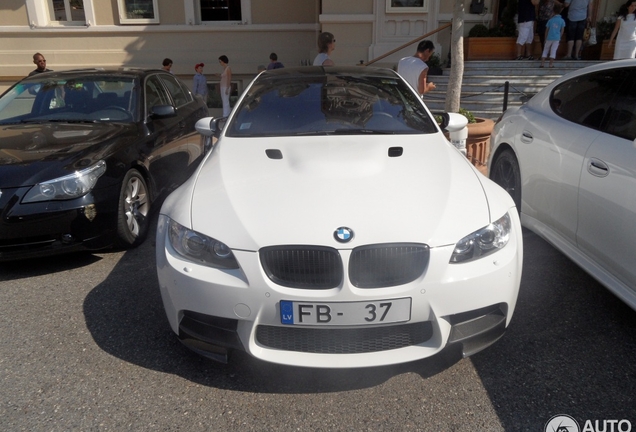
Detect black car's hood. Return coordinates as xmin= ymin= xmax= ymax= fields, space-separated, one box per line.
xmin=0 ymin=122 xmax=138 ymax=187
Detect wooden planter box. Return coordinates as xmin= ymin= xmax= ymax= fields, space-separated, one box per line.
xmin=466 ymin=35 xmax=571 ymax=60
xmin=581 ymin=40 xmax=613 ymax=60
xmin=465 ymin=37 xmax=517 ymax=60
xmin=600 ymin=40 xmax=614 ymax=60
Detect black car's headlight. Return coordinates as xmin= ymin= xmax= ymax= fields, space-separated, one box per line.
xmin=450 ymin=213 xmax=511 ymax=263
xmin=23 ymin=160 xmax=106 ymax=203
xmin=168 ymin=219 xmax=239 ymax=269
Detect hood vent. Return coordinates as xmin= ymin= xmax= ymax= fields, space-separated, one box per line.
xmin=266 ymin=149 xmax=283 ymax=159
xmin=388 ymin=147 xmax=403 ymax=157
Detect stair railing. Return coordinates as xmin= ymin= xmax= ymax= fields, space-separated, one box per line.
xmin=363 ymin=22 xmax=452 ymax=67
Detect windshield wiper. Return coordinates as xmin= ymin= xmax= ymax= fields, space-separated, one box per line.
xmin=17 ymin=119 xmax=45 ymax=124
xmin=332 ymin=128 xmax=394 ymax=135
xmin=43 ymin=119 xmax=99 ymax=124
xmin=294 ymin=129 xmax=395 ymax=136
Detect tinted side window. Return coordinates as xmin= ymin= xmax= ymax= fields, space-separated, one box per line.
xmin=145 ymin=76 xmax=170 ymax=114
xmin=603 ymin=69 xmax=636 ymax=141
xmin=550 ymin=69 xmax=626 ymax=130
xmin=159 ymin=74 xmax=191 ymax=107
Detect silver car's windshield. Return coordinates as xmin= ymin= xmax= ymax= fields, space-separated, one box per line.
xmin=226 ymin=74 xmax=437 ymax=137
xmin=0 ymin=76 xmax=137 ymax=124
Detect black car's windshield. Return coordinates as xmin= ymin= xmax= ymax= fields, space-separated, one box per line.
xmin=0 ymin=76 xmax=137 ymax=125
xmin=226 ymin=73 xmax=437 ymax=137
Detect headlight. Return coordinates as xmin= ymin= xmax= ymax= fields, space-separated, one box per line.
xmin=23 ymin=160 xmax=106 ymax=203
xmin=168 ymin=219 xmax=239 ymax=269
xmin=450 ymin=213 xmax=511 ymax=263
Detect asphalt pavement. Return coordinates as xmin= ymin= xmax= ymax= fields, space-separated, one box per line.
xmin=1 ymin=216 xmax=635 ymax=431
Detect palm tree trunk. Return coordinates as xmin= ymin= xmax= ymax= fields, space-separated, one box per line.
xmin=445 ymin=0 xmax=465 ymax=113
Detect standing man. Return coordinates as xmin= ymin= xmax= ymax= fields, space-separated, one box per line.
xmin=516 ymin=0 xmax=540 ymax=60
xmin=162 ymin=58 xmax=173 ymax=74
xmin=29 ymin=53 xmax=52 ymax=76
xmin=564 ymin=0 xmax=594 ymax=59
xmin=397 ymin=40 xmax=436 ymax=96
xmin=267 ymin=53 xmax=284 ymax=70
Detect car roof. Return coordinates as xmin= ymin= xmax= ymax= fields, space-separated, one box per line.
xmin=21 ymin=68 xmax=167 ymax=81
xmin=258 ymin=66 xmax=401 ymax=79
xmin=526 ymin=58 xmax=636 ymax=108
xmin=551 ymin=58 xmax=636 ymax=82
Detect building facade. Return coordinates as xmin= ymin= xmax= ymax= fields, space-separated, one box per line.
xmin=0 ymin=0 xmax=622 ymax=103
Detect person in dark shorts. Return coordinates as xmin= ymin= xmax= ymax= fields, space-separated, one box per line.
xmin=564 ymin=0 xmax=594 ymax=59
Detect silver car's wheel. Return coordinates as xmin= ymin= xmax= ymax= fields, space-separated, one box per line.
xmin=490 ymin=149 xmax=521 ymax=211
xmin=116 ymin=169 xmax=150 ymax=247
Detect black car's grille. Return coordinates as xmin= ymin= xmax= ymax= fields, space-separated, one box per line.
xmin=349 ymin=243 xmax=430 ymax=288
xmin=260 ymin=246 xmax=343 ymax=289
xmin=255 ymin=322 xmax=433 ymax=354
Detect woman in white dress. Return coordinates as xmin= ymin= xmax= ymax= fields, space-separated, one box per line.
xmin=609 ymin=0 xmax=636 ymax=59
xmin=218 ymin=55 xmax=232 ymax=117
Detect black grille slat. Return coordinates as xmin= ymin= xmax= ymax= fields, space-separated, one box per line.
xmin=349 ymin=243 xmax=430 ymax=288
xmin=260 ymin=246 xmax=343 ymax=289
xmin=256 ymin=322 xmax=433 ymax=354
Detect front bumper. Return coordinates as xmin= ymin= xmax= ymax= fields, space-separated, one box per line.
xmin=0 ymin=185 xmax=119 ymax=261
xmin=156 ymin=211 xmax=523 ymax=368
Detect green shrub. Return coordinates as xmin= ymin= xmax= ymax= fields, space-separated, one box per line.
xmin=425 ymin=53 xmax=443 ymax=69
xmin=468 ymin=24 xmax=490 ymax=38
xmin=459 ymin=107 xmax=476 ymax=124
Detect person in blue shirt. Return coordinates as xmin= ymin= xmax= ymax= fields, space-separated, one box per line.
xmin=540 ymin=3 xmax=567 ymax=67
xmin=192 ymin=63 xmax=207 ymax=102
xmin=266 ymin=53 xmax=284 ymax=70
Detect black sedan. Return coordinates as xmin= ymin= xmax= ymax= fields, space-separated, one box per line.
xmin=0 ymin=69 xmax=209 ymax=261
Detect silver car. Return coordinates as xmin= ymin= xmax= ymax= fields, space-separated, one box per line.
xmin=489 ymin=59 xmax=636 ymax=310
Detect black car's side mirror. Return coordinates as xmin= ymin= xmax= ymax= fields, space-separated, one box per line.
xmin=149 ymin=105 xmax=177 ymax=119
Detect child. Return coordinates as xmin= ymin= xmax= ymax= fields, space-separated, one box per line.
xmin=540 ymin=3 xmax=566 ymax=68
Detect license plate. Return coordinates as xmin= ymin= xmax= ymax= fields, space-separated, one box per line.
xmin=280 ymin=298 xmax=411 ymax=326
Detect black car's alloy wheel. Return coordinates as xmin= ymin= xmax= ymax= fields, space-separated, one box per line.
xmin=491 ymin=149 xmax=521 ymax=211
xmin=116 ymin=169 xmax=150 ymax=247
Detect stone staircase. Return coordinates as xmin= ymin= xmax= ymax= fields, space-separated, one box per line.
xmin=424 ymin=59 xmax=603 ymax=120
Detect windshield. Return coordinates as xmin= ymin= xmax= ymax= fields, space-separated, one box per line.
xmin=226 ymin=74 xmax=437 ymax=137
xmin=0 ymin=76 xmax=138 ymax=124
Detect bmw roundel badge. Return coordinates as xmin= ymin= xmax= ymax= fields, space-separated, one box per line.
xmin=334 ymin=227 xmax=354 ymax=243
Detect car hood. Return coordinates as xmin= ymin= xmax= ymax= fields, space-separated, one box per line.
xmin=174 ymin=134 xmax=493 ymax=250
xmin=0 ymin=122 xmax=137 ymax=187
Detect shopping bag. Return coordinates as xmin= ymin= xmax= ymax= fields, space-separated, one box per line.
xmin=588 ymin=27 xmax=597 ymax=45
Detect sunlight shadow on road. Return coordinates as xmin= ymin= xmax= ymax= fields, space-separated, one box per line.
xmin=0 ymin=252 xmax=104 ymax=282
xmin=470 ymin=231 xmax=636 ymax=430
xmin=83 ymin=215 xmax=464 ymax=393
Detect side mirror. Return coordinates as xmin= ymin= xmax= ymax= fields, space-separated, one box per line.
xmin=444 ymin=112 xmax=469 ymax=133
xmin=435 ymin=112 xmax=450 ymax=130
xmin=195 ymin=116 xmax=228 ymax=139
xmin=150 ymin=105 xmax=176 ymax=119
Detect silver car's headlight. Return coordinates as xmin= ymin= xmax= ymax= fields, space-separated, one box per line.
xmin=450 ymin=213 xmax=511 ymax=263
xmin=23 ymin=160 xmax=106 ymax=203
xmin=168 ymin=219 xmax=239 ymax=269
